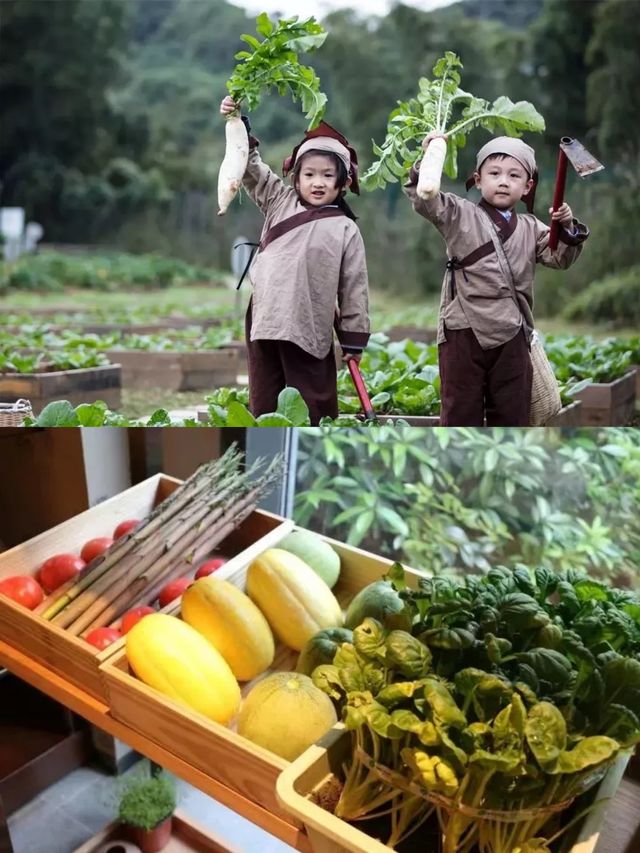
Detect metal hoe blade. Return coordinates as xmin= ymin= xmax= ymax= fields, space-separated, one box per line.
xmin=560 ymin=137 xmax=605 ymax=178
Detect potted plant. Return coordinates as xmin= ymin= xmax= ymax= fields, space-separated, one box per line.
xmin=117 ymin=768 xmax=176 ymax=853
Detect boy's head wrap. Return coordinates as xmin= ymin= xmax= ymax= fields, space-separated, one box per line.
xmin=465 ymin=136 xmax=538 ymax=213
xmin=283 ymin=121 xmax=360 ymax=194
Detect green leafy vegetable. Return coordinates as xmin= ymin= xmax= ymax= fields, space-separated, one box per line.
xmin=362 ymin=51 xmax=545 ymax=190
xmin=227 ymin=14 xmax=328 ymax=128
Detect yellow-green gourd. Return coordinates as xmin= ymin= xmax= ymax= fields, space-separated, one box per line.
xmin=181 ymin=576 xmax=275 ymax=680
xmin=126 ymin=612 xmax=240 ymax=724
xmin=247 ymin=548 xmax=343 ymax=651
xmin=238 ymin=671 xmax=337 ymax=760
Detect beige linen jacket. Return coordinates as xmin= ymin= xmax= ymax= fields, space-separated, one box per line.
xmin=243 ymin=147 xmax=370 ymax=359
xmin=405 ymin=175 xmax=589 ymax=350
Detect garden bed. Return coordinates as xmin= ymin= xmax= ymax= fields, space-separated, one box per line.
xmin=546 ymin=400 xmax=582 ymax=427
xmin=573 ymin=370 xmax=636 ymax=426
xmin=385 ymin=325 xmax=438 ymax=344
xmin=104 ymin=349 xmax=240 ymax=391
xmin=0 ymin=364 xmax=122 ymax=411
xmin=276 ymin=726 xmax=632 ymax=853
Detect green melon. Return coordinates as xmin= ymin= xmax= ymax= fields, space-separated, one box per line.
xmin=237 ymin=672 xmax=337 ymax=760
xmin=296 ymin=627 xmax=354 ymax=676
xmin=344 ymin=580 xmax=411 ymax=631
xmin=278 ymin=530 xmax=341 ymax=588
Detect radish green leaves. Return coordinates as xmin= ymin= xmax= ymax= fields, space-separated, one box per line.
xmin=362 ymin=52 xmax=546 ymax=190
xmin=227 ymin=14 xmax=328 ymax=129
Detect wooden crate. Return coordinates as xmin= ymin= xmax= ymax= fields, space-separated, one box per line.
xmin=73 ymin=810 xmax=243 ymax=853
xmin=546 ymin=400 xmax=582 ymax=427
xmin=276 ymin=726 xmax=632 ymax=853
xmin=385 ymin=325 xmax=439 ymax=344
xmin=0 ymin=364 xmax=122 ymax=412
xmin=102 ymin=520 xmax=423 ymax=822
xmin=631 ymin=364 xmax=640 ymax=398
xmin=104 ymin=349 xmax=239 ymax=391
xmin=574 ymin=370 xmax=636 ymax=426
xmin=0 ymin=476 xmax=292 ymax=701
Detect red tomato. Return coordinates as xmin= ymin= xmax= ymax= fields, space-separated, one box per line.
xmin=194 ymin=557 xmax=227 ymax=579
xmin=121 ymin=606 xmax=155 ymax=634
xmin=39 ymin=554 xmax=86 ymax=593
xmin=80 ymin=537 xmax=113 ymax=564
xmin=113 ymin=519 xmax=141 ymax=540
xmin=0 ymin=575 xmax=44 ymax=610
xmin=158 ymin=577 xmax=192 ymax=608
xmin=85 ymin=627 xmax=122 ymax=650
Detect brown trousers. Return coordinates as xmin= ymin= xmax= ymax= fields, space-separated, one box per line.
xmin=439 ymin=326 xmax=532 ymax=426
xmin=245 ymin=301 xmax=338 ymax=425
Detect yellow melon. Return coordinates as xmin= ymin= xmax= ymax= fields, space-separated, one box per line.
xmin=126 ymin=612 xmax=240 ymax=724
xmin=181 ymin=576 xmax=275 ymax=681
xmin=237 ymin=671 xmax=337 ymax=761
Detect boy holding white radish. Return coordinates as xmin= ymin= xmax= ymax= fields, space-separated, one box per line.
xmin=405 ymin=134 xmax=589 ymax=426
xmin=220 ymin=95 xmax=370 ymax=425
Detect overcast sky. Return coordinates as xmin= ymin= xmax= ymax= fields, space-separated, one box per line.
xmin=232 ymin=1 xmax=456 ymax=19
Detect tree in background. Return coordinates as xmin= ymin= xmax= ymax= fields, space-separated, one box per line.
xmin=0 ymin=0 xmax=168 ymax=240
xmin=530 ymin=0 xmax=602 ymax=162
xmin=587 ymin=0 xmax=640 ymax=174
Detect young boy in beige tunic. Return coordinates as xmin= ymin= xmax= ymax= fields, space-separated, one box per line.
xmin=220 ymin=96 xmax=370 ymax=425
xmin=405 ymin=134 xmax=589 ymax=426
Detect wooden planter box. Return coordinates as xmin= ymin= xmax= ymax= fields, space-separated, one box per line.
xmin=0 ymin=364 xmax=122 ymax=412
xmin=0 ymin=475 xmax=292 ymax=701
xmin=546 ymin=400 xmax=582 ymax=427
xmin=573 ymin=370 xmax=636 ymax=426
xmin=104 ymin=349 xmax=239 ymax=391
xmin=385 ymin=325 xmax=438 ymax=344
xmin=276 ymin=726 xmax=632 ymax=853
xmin=73 ymin=810 xmax=243 ymax=853
xmin=631 ymin=364 xmax=640 ymax=398
xmin=101 ymin=517 xmax=423 ymax=822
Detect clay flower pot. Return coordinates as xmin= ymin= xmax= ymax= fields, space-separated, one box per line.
xmin=127 ymin=816 xmax=173 ymax=853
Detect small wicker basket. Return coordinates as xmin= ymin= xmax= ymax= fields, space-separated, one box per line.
xmin=0 ymin=398 xmax=33 ymax=427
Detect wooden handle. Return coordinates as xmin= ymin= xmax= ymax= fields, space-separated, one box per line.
xmin=347 ymin=359 xmax=376 ymax=421
xmin=548 ymin=147 xmax=569 ymax=252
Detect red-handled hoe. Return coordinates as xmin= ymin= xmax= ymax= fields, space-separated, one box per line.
xmin=345 ymin=356 xmax=378 ymax=423
xmin=548 ymin=137 xmax=604 ymax=251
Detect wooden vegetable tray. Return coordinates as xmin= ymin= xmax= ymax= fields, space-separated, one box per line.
xmin=101 ymin=517 xmax=423 ymax=823
xmin=0 ymin=475 xmax=292 ymax=702
xmin=276 ymin=726 xmax=632 ymax=853
xmin=72 ymin=810 xmax=243 ymax=853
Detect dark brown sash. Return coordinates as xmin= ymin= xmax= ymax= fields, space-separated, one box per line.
xmin=235 ymin=206 xmax=346 ymax=289
xmin=258 ymin=206 xmax=346 ymax=252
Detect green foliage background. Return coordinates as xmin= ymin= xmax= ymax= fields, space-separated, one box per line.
xmin=294 ymin=427 xmax=640 ymax=590
xmin=1 ymin=0 xmax=639 ymax=319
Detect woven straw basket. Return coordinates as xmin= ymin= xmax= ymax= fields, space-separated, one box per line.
xmin=0 ymin=398 xmax=33 ymax=427
xmin=529 ymin=333 xmax=562 ymax=426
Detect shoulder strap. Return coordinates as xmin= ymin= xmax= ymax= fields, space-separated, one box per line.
xmin=259 ymin=206 xmax=346 ymax=253
xmin=477 ymin=206 xmax=519 ymax=301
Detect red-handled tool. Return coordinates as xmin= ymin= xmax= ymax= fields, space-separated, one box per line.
xmin=346 ymin=356 xmax=377 ymax=422
xmin=548 ymin=137 xmax=604 ymax=251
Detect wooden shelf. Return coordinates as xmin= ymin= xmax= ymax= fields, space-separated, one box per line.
xmin=0 ymin=639 xmax=312 ymax=853
xmin=1 ymin=636 xmax=638 ymax=853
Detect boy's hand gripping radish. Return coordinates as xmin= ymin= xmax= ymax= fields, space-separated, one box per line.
xmin=362 ymin=51 xmax=545 ymax=197
xmin=217 ymin=13 xmax=328 ymax=215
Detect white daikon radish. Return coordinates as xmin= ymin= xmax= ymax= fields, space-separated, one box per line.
xmin=217 ymin=114 xmax=249 ymax=216
xmin=417 ymin=136 xmax=448 ymax=200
